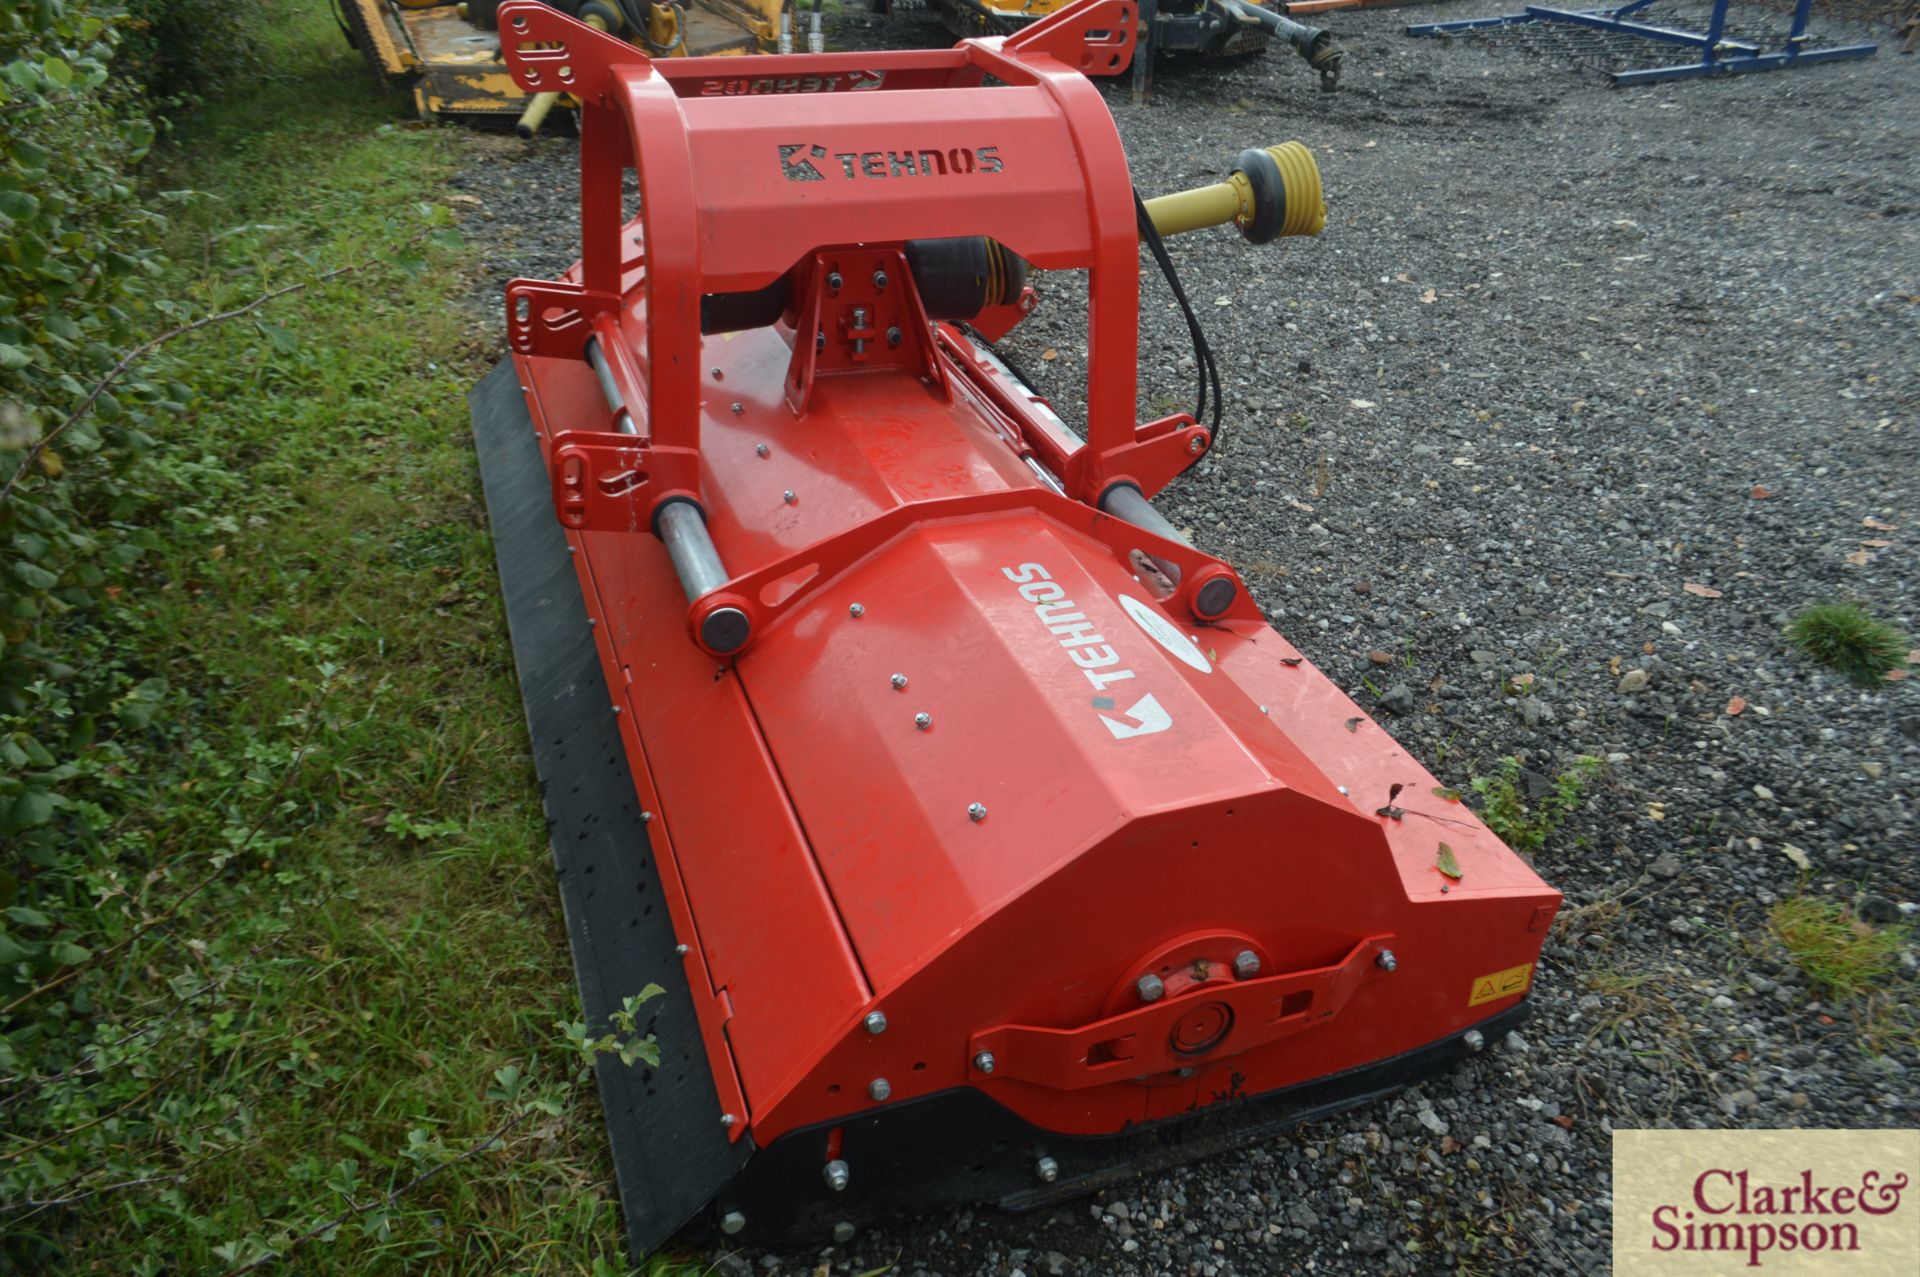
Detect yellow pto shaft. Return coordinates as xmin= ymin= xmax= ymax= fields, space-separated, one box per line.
xmin=1144 ymin=142 xmax=1327 ymax=244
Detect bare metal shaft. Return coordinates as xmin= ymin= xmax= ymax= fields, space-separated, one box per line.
xmin=658 ymin=501 xmax=729 ymax=602
xmin=584 ymin=337 xmax=637 ymax=436
xmin=1100 ymin=483 xmax=1183 ymax=543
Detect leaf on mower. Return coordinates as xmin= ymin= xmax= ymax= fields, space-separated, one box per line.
xmin=1436 ymin=843 xmax=1463 ymax=880
xmin=1431 ymin=786 xmax=1462 ymax=803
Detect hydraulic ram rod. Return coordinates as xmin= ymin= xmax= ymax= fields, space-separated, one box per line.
xmin=582 ymin=337 xmax=751 ymax=654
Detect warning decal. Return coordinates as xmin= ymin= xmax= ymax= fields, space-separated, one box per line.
xmin=1467 ymin=963 xmax=1533 ymax=1007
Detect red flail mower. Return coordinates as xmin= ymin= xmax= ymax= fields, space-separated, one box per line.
xmin=470 ymin=0 xmax=1559 ymax=1253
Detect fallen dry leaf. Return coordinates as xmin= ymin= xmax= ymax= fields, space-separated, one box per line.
xmin=1682 ymin=582 xmax=1723 ymax=598
xmin=1726 ymin=696 xmax=1746 ymax=716
xmin=1420 ymin=288 xmax=1437 ymax=304
xmin=1861 ymin=538 xmax=1892 ymax=548
xmin=1782 ymin=844 xmax=1812 ymax=871
xmin=1348 ymin=398 xmax=1377 ymax=410
xmin=1885 ymin=668 xmax=1908 ymax=682
xmin=1863 ymin=517 xmax=1896 ymax=531
xmin=1845 ymin=550 xmax=1872 ymax=566
xmin=1394 ymin=272 xmax=1414 ymax=283
xmin=1749 ymin=485 xmax=1773 ymax=499
xmin=1041 ymin=348 xmax=1058 ymax=362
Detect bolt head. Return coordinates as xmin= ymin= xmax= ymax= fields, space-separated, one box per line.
xmin=886 ymin=326 xmax=903 ymax=348
xmin=827 ymin=271 xmax=843 ymax=291
xmin=849 ymin=602 xmax=865 ymax=618
xmin=720 ymin=1112 xmax=735 ymax=1127
xmin=1463 ymin=1029 xmax=1485 ymax=1053
xmin=756 ymin=443 xmax=770 ymax=457
xmin=863 ymin=1010 xmax=888 ymax=1035
xmin=914 ymin=711 xmax=932 ymax=730
xmin=872 ymin=270 xmax=889 ymax=289
xmin=823 ymin=1158 xmax=850 ymax=1191
xmin=675 ymin=943 xmax=690 ymax=956
xmin=730 ymin=401 xmax=744 ymax=415
xmin=783 ymin=489 xmax=798 ymax=505
xmin=711 ymin=367 xmax=724 ymax=381
xmin=1337 ymin=785 xmax=1350 ymax=796
xmin=967 ymin=802 xmax=988 ymax=822
xmin=815 ymin=330 xmax=826 ymax=352
xmin=1232 ymin=949 xmax=1261 ymax=980
xmin=720 ymin=1210 xmax=747 ymax=1235
xmin=1376 ymin=949 xmax=1397 ymax=972
xmin=972 ymin=1050 xmax=996 ymax=1074
xmin=1136 ymin=973 xmax=1165 ymax=1003
xmin=867 ymin=1077 xmax=891 ymax=1101
xmin=832 ymin=1221 xmax=856 ymax=1244
xmin=891 ymin=673 xmax=908 ymax=690
xmin=640 ymin=810 xmax=653 ymax=823
xmin=1035 ymin=1156 xmax=1059 ymax=1183
xmin=1188 ymin=434 xmax=1204 ymax=454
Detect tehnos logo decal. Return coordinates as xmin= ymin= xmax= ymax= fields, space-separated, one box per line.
xmin=1001 ymin=563 xmax=1210 ymax=741
xmin=778 ymin=143 xmax=1004 ymax=183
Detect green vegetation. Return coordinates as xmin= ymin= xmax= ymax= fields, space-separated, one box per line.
xmin=1468 ymin=755 xmax=1602 ymax=855
xmin=1769 ymin=897 xmax=1907 ymax=1001
xmin=1785 ymin=602 xmax=1909 ymax=687
xmin=2 ymin=3 xmax=644 ymax=1271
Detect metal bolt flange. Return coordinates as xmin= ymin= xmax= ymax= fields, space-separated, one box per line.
xmin=891 ymin=673 xmax=908 ymax=690
xmin=823 ymin=1159 xmax=850 ymax=1191
xmin=867 ymin=1077 xmax=891 ymax=1101
xmin=730 ymin=401 xmax=744 ymax=415
xmin=826 ymin=271 xmax=843 ymax=291
xmin=756 ymin=443 xmax=770 ymax=457
xmin=914 ymin=712 xmax=932 ymax=730
xmin=1463 ymin=1029 xmax=1485 ymax=1053
xmin=886 ymin=326 xmax=902 ymax=348
xmin=1035 ymin=1156 xmax=1059 ymax=1183
xmin=720 ymin=1210 xmax=747 ymax=1235
xmin=849 ymin=602 xmax=865 ymax=618
xmin=675 ymin=943 xmax=690 ymax=956
xmin=872 ymin=270 xmax=889 ymax=290
xmin=973 ymin=1050 xmax=996 ymax=1074
xmin=1232 ymin=950 xmax=1261 ymax=980
xmin=967 ymin=802 xmax=988 ymax=822
xmin=1136 ymin=973 xmax=1166 ymax=1003
xmin=1376 ymin=949 xmax=1397 ymax=972
xmin=1188 ymin=434 xmax=1205 ymax=454
xmin=783 ymin=489 xmax=797 ymax=505
xmin=864 ymin=1010 xmax=888 ymax=1035
xmin=720 ymin=1113 xmax=736 ymax=1127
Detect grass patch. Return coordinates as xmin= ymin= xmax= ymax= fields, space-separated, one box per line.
xmin=1769 ymin=897 xmax=1906 ymax=1000
xmin=1469 ymin=755 xmax=1602 ymax=855
xmin=1785 ymin=602 xmax=1909 ymax=686
xmin=2 ymin=4 xmax=647 ymax=1272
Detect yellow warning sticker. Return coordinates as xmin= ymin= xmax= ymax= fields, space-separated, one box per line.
xmin=1468 ymin=963 xmax=1533 ymax=1007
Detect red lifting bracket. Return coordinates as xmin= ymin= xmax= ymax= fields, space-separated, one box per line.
xmin=497 ymin=1 xmax=1219 ymax=650
xmin=966 ymin=935 xmax=1397 ymax=1091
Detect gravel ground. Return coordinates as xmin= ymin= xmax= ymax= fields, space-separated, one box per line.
xmin=452 ymin=6 xmax=1918 ymax=1273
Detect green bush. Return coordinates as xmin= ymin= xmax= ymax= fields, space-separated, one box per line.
xmin=2 ymin=2 xmax=184 ymax=1014
xmin=118 ymin=0 xmax=268 ymax=108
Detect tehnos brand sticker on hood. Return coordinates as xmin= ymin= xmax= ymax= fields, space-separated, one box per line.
xmin=1001 ymin=563 xmax=1211 ymax=742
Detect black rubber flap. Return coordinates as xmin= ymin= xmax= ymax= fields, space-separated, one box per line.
xmin=469 ymin=360 xmax=750 ymax=1257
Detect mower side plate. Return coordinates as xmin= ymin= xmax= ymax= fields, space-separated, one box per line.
xmin=470 ymin=360 xmax=748 ymax=1255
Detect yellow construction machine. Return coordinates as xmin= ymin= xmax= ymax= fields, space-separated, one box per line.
xmin=338 ymin=0 xmax=795 ymax=130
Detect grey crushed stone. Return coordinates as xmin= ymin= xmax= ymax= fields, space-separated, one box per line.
xmin=452 ymin=4 xmax=1918 ymax=1273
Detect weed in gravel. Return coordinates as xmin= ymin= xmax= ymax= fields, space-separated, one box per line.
xmin=1769 ymin=896 xmax=1906 ymax=1000
xmin=1785 ymin=602 xmax=1909 ymax=686
xmin=1470 ymin=755 xmax=1603 ymax=854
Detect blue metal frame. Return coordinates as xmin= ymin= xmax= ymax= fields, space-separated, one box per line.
xmin=1406 ymin=0 xmax=1877 ymax=84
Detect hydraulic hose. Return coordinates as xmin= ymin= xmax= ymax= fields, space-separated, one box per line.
xmin=1222 ymin=0 xmax=1342 ymax=92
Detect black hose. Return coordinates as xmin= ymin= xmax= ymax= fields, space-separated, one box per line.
xmin=1133 ymin=189 xmax=1223 ymax=442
